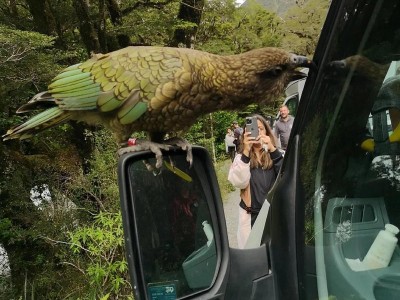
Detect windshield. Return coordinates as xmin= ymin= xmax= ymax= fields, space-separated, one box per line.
xmin=300 ymin=1 xmax=400 ymax=299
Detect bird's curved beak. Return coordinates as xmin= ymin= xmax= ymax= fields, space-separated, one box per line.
xmin=294 ymin=55 xmax=317 ymax=69
xmin=289 ymin=55 xmax=316 ymax=81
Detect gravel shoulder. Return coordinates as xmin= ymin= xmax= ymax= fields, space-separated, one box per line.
xmin=222 ymin=188 xmax=240 ymax=248
xmin=218 ymin=158 xmax=240 ymax=248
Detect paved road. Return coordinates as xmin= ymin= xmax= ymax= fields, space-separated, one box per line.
xmin=222 ymin=187 xmax=240 ymax=248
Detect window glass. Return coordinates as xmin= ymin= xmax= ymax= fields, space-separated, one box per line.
xmin=127 ymin=154 xmax=217 ymax=299
xmin=285 ymin=95 xmax=299 ymax=117
xmin=300 ymin=1 xmax=400 ymax=299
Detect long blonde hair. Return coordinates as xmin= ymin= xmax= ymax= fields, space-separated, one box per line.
xmin=239 ymin=114 xmax=277 ymax=169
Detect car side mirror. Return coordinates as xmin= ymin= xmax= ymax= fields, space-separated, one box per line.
xmin=118 ymin=146 xmax=226 ymax=299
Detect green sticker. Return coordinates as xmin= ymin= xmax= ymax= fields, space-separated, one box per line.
xmin=148 ymin=282 xmax=177 ymax=300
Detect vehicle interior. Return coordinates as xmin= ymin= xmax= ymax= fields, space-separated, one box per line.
xmin=296 ymin=1 xmax=400 ymax=299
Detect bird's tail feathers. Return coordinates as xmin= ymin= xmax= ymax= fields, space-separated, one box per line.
xmin=17 ymin=91 xmax=56 ymax=113
xmin=3 ymin=107 xmax=71 ymax=141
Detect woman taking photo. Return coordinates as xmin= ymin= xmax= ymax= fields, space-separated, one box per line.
xmin=228 ymin=114 xmax=283 ymax=248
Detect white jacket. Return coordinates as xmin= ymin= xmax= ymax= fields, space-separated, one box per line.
xmin=228 ymin=154 xmax=251 ymax=190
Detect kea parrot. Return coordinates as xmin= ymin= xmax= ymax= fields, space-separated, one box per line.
xmin=3 ymin=46 xmax=313 ymax=166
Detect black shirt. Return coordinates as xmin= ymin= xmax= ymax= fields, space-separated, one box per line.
xmin=241 ymin=149 xmax=283 ymax=225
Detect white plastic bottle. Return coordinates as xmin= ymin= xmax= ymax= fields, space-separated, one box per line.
xmin=202 ymin=221 xmax=214 ymax=247
xmin=363 ymin=224 xmax=399 ymax=270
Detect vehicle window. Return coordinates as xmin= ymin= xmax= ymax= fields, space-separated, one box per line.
xmin=126 ymin=154 xmax=217 ymax=299
xmin=285 ymin=95 xmax=299 ymax=117
xmin=299 ymin=1 xmax=400 ymax=299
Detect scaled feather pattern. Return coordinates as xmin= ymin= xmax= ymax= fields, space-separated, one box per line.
xmin=3 ymin=46 xmax=312 ymax=143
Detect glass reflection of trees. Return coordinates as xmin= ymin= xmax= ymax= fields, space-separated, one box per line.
xmin=128 ymin=154 xmax=213 ymax=297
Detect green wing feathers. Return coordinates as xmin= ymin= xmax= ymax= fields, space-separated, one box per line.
xmin=86 ymin=47 xmax=186 ymax=123
xmin=3 ymin=107 xmax=71 ymax=140
xmin=51 ymin=46 xmax=185 ymax=123
xmin=3 ymin=46 xmax=191 ymax=141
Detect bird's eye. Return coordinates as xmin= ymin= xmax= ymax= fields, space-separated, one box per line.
xmin=259 ymin=66 xmax=283 ymax=78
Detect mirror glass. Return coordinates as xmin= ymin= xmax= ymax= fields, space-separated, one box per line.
xmin=126 ymin=151 xmax=218 ymax=299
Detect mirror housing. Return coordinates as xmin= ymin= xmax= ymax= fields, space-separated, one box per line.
xmin=118 ymin=146 xmax=229 ymax=299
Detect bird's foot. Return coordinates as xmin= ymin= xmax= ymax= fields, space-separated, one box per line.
xmin=118 ymin=138 xmax=171 ymax=168
xmin=164 ymin=137 xmax=193 ymax=166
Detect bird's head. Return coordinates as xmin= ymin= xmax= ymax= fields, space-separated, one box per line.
xmin=328 ymin=55 xmax=389 ymax=83
xmin=220 ymin=48 xmax=314 ymax=104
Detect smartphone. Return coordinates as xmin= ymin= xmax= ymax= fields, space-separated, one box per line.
xmin=245 ymin=117 xmax=259 ymax=138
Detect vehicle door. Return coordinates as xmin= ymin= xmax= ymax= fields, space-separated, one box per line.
xmin=270 ymin=0 xmax=400 ymax=299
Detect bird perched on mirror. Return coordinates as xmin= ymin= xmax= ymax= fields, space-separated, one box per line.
xmin=3 ymin=46 xmax=313 ymax=167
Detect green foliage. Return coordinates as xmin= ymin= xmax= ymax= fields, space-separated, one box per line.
xmin=231 ymin=0 xmax=282 ymax=52
xmin=279 ymin=0 xmax=330 ymax=55
xmin=67 ymin=212 xmax=131 ymax=298
xmin=0 ymin=25 xmax=58 ymax=105
xmin=195 ymin=0 xmax=237 ymax=54
xmin=55 ymin=129 xmax=133 ymax=298
xmin=0 ymin=24 xmax=55 ymax=49
xmin=185 ymin=111 xmax=240 ymax=159
xmin=197 ymin=0 xmax=282 ymax=54
xmin=0 ymin=24 xmax=86 ymax=143
xmin=111 ymin=0 xmax=181 ymax=46
xmin=0 ymin=126 xmax=128 ymax=298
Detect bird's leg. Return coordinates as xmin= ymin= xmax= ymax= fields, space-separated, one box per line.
xmin=164 ymin=137 xmax=193 ymax=166
xmin=117 ymin=138 xmax=171 ymax=168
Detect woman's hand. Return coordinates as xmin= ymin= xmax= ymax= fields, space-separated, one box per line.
xmin=257 ymin=134 xmax=276 ymax=153
xmin=242 ymin=131 xmax=257 ymax=157
xmin=243 ymin=129 xmax=277 ymax=156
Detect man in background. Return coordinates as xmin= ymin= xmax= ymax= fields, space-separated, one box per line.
xmin=274 ymin=105 xmax=294 ymax=150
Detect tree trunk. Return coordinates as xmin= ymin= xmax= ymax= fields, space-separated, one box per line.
xmin=8 ymin=0 xmax=18 ymax=19
xmin=69 ymin=122 xmax=96 ymax=175
xmin=98 ymin=0 xmax=108 ymax=52
xmin=72 ymin=0 xmax=101 ymax=54
xmin=106 ymin=0 xmax=123 ymax=25
xmin=171 ymin=0 xmax=205 ymax=48
xmin=25 ymin=0 xmax=57 ymax=35
xmin=106 ymin=0 xmax=134 ymax=49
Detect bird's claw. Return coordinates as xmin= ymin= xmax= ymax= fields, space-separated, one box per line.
xmin=148 ymin=143 xmax=171 ymax=168
xmin=164 ymin=137 xmax=193 ymax=167
xmin=117 ymin=140 xmax=171 ymax=169
xmin=118 ymin=137 xmax=192 ymax=171
xmin=117 ymin=145 xmax=136 ymax=156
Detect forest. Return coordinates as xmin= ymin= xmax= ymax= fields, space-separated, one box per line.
xmin=0 ymin=0 xmax=328 ymax=298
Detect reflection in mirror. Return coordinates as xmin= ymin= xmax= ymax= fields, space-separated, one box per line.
xmin=126 ymin=153 xmax=217 ymax=299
